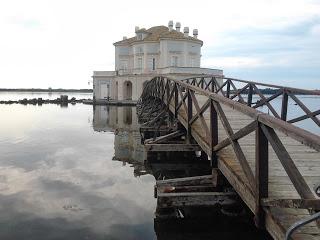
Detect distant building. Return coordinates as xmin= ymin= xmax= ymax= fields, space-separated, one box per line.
xmin=93 ymin=21 xmax=223 ymax=102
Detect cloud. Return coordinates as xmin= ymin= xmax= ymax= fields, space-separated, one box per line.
xmin=0 ymin=0 xmax=319 ymax=88
xmin=202 ymin=57 xmax=264 ymax=68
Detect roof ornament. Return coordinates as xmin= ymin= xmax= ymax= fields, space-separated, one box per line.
xmin=168 ymin=20 xmax=173 ymax=31
xmin=183 ymin=27 xmax=189 ymax=37
xmin=175 ymin=22 xmax=181 ymax=32
xmin=193 ymin=29 xmax=198 ymax=38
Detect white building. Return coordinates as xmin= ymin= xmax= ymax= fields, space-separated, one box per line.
xmin=93 ymin=21 xmax=223 ymax=102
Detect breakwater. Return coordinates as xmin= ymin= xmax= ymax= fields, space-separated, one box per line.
xmin=0 ymin=95 xmax=91 ymax=105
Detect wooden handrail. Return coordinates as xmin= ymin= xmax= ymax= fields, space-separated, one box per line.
xmin=144 ymin=76 xmax=320 ymax=151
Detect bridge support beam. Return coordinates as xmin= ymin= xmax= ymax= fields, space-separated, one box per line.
xmin=145 ymin=143 xmax=201 ymax=152
xmin=255 ymin=123 xmax=269 ymax=228
xmin=187 ymin=89 xmax=193 ymax=143
xmin=210 ymin=100 xmax=218 ymax=167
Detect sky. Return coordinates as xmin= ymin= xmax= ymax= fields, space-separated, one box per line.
xmin=0 ymin=0 xmax=319 ymax=89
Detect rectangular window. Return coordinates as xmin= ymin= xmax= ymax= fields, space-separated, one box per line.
xmin=171 ymin=56 xmax=178 ymax=67
xmin=148 ymin=58 xmax=156 ymax=70
xmin=120 ymin=60 xmax=128 ymax=70
xmin=137 ymin=57 xmax=143 ymax=69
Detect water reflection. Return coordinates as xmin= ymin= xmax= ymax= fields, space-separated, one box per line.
xmin=0 ymin=103 xmax=156 ymax=240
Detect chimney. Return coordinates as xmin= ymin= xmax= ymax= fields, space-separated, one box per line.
xmin=175 ymin=22 xmax=181 ymax=32
xmin=193 ymin=29 xmax=198 ymax=38
xmin=168 ymin=20 xmax=173 ymax=31
xmin=135 ymin=26 xmax=139 ymax=33
xmin=123 ymin=36 xmax=127 ymax=40
xmin=183 ymin=27 xmax=189 ymax=37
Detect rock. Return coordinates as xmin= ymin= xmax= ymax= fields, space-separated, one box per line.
xmin=60 ymin=95 xmax=68 ymax=103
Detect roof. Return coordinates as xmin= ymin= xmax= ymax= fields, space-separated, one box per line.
xmin=113 ymin=26 xmax=203 ymax=46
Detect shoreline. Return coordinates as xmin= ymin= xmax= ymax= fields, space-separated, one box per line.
xmin=0 ymin=88 xmax=92 ymax=93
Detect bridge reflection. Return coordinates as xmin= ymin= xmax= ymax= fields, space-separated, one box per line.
xmin=92 ymin=105 xmax=271 ymax=239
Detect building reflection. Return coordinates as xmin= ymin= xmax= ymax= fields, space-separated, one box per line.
xmin=93 ymin=105 xmax=147 ymax=177
xmin=92 ymin=105 xmax=210 ymax=179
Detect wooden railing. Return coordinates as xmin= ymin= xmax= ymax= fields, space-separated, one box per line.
xmin=180 ymin=75 xmax=320 ymax=127
xmin=141 ymin=75 xmax=320 ymax=228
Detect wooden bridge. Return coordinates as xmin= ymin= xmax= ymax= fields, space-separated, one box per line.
xmin=140 ymin=75 xmax=320 ymax=240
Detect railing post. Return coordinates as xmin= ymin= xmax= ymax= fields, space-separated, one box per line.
xmin=226 ymin=80 xmax=231 ymax=98
xmin=187 ymin=89 xmax=193 ymax=143
xmin=201 ymin=77 xmax=204 ymax=89
xmin=210 ymin=100 xmax=218 ymax=167
xmin=174 ymin=84 xmax=178 ymax=118
xmin=281 ymin=89 xmax=289 ymax=121
xmin=247 ymin=84 xmax=253 ymax=107
xmin=211 ymin=77 xmax=215 ymax=93
xmin=255 ymin=122 xmax=269 ymax=228
xmin=160 ymin=77 xmax=163 ymax=101
xmin=166 ymin=78 xmax=170 ymax=106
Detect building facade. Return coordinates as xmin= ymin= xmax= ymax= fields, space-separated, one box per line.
xmin=93 ymin=21 xmax=223 ymax=101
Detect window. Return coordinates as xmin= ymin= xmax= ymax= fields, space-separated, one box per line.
xmin=171 ymin=56 xmax=178 ymax=67
xmin=148 ymin=58 xmax=156 ymax=70
xmin=120 ymin=60 xmax=128 ymax=70
xmin=152 ymin=58 xmax=156 ymax=70
xmin=137 ymin=57 xmax=143 ymax=69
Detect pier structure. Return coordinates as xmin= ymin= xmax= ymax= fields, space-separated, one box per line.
xmin=139 ymin=75 xmax=320 ymax=239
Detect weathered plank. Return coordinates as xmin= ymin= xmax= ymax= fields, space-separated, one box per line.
xmin=145 ymin=143 xmax=201 ymax=152
xmin=144 ymin=130 xmax=184 ymax=144
xmin=157 ymin=175 xmax=213 ymax=187
xmin=262 ymin=198 xmax=320 ymax=210
xmin=157 ymin=192 xmax=237 ymax=208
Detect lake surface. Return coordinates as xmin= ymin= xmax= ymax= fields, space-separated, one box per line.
xmin=0 ymin=91 xmax=91 ymax=101
xmin=0 ymin=96 xmax=156 ymax=239
xmin=0 ymin=92 xmax=318 ymax=239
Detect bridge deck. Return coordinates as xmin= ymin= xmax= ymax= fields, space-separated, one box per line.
xmin=169 ymin=94 xmax=320 ymax=240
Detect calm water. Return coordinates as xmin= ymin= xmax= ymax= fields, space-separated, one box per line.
xmin=0 ymin=97 xmax=156 ymax=239
xmin=0 ymin=91 xmax=91 ymax=101
xmin=0 ymin=92 xmax=318 ymax=239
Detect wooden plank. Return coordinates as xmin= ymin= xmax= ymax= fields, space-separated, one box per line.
xmin=157 ymin=185 xmax=217 ymax=194
xmin=262 ymin=198 xmax=320 ymax=210
xmin=157 ymin=175 xmax=213 ymax=187
xmin=144 ymin=130 xmax=184 ymax=144
xmin=157 ymin=192 xmax=237 ymax=208
xmin=145 ymin=143 xmax=201 ymax=152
